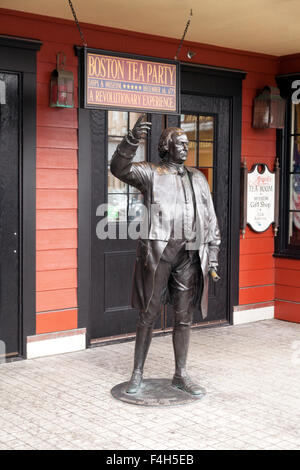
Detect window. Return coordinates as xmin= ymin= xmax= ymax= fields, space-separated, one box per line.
xmin=106 ymin=111 xmax=216 ymax=222
xmin=180 ymin=113 xmax=215 ymax=192
xmin=276 ymin=74 xmax=300 ymax=258
xmin=107 ymin=111 xmax=147 ymax=222
xmin=288 ymin=103 xmax=300 ymax=247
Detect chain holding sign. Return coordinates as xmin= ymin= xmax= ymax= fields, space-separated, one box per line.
xmin=240 ymin=161 xmax=280 ymax=238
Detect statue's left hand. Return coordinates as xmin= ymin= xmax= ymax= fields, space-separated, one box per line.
xmin=131 ymin=113 xmax=152 ymax=140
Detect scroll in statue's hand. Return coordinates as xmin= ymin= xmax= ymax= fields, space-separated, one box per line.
xmin=209 ymin=267 xmax=221 ymax=282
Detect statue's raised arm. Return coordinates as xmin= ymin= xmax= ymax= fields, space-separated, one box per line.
xmin=110 ymin=114 xmax=152 ymax=193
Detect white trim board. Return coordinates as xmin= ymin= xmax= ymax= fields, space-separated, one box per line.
xmin=233 ymin=305 xmax=274 ymax=325
xmin=27 ymin=330 xmax=86 ymax=359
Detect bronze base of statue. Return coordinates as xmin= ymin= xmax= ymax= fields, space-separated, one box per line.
xmin=111 ymin=378 xmax=206 ymax=407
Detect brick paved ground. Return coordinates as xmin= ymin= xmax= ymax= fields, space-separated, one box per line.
xmin=0 ymin=319 xmax=299 ymax=450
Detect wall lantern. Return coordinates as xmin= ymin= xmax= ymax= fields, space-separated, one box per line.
xmin=253 ymin=86 xmax=286 ymax=129
xmin=50 ymin=52 xmax=74 ymax=108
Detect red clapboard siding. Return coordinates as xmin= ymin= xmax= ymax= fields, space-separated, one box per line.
xmin=37 ymin=170 xmax=77 ymax=189
xmin=36 ymin=309 xmax=78 ymax=334
xmin=175 ymin=47 xmax=278 ymax=74
xmin=37 ymin=106 xmax=78 ymax=129
xmin=0 ymin=12 xmax=79 ymax=46
xmin=37 ymin=269 xmax=77 ymax=292
xmin=276 ymin=269 xmax=300 ymax=288
xmin=37 ymin=229 xmax=77 ymax=251
xmin=37 ymin=126 xmax=78 ymax=149
xmin=279 ymin=55 xmax=300 ymax=75
xmin=276 ymin=285 xmax=300 ymax=303
xmin=242 ymin=139 xmax=276 ymax=157
xmin=239 ymin=285 xmax=274 ymax=305
xmin=37 ymin=210 xmax=77 ymax=230
xmin=275 ymin=258 xmax=300 ymax=271
xmin=38 ymin=42 xmax=78 ymax=66
xmin=37 ymin=249 xmax=77 ymax=271
xmin=240 ymin=226 xmax=274 ymax=239
xmin=37 ymin=189 xmax=77 ymax=209
xmin=240 ymin=253 xmax=274 ymax=271
xmin=275 ymin=301 xmax=300 ymax=323
xmin=239 ymin=269 xmax=274 ymax=288
xmin=244 ymin=71 xmax=277 ymax=88
xmin=244 ymin=157 xmax=275 ymax=171
xmin=242 ymin=88 xmax=258 ymax=107
xmin=37 ymin=82 xmax=50 ymax=107
xmin=37 ymin=148 xmax=78 ymax=169
xmin=242 ymin=106 xmax=252 ymax=123
xmin=242 ymin=126 xmax=276 ymax=142
xmin=240 ymin=237 xmax=274 ymax=255
xmin=36 ymin=288 xmax=77 ymax=312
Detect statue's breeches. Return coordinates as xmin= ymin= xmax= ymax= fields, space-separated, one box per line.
xmin=138 ymin=247 xmax=202 ymax=328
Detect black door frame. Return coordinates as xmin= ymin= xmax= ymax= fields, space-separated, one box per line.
xmin=0 ymin=35 xmax=42 ymax=358
xmin=77 ymin=58 xmax=246 ymax=346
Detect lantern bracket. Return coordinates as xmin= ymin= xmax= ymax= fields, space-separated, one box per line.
xmin=57 ymin=51 xmax=66 ymax=71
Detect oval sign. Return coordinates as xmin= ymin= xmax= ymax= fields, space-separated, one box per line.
xmin=247 ymin=164 xmax=275 ymax=232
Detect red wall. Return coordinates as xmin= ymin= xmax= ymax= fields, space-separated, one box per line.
xmin=1 ymin=7 xmax=293 ymax=333
xmin=36 ymin=52 xmax=78 ymax=334
xmin=239 ymin=67 xmax=277 ymax=309
xmin=0 ymin=9 xmax=80 ymax=334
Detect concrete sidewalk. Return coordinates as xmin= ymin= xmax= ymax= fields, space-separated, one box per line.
xmin=0 ymin=319 xmax=299 ymax=450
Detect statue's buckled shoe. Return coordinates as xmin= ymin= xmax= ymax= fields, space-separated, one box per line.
xmin=126 ymin=370 xmax=143 ymax=394
xmin=172 ymin=374 xmax=203 ymax=395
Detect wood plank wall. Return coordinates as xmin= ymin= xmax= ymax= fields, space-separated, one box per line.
xmin=36 ymin=46 xmax=78 ymax=333
xmin=1 ymin=7 xmax=298 ymax=333
xmin=239 ymin=65 xmax=277 ymax=309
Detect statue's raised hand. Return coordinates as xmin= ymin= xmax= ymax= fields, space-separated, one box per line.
xmin=131 ymin=114 xmax=152 ymax=140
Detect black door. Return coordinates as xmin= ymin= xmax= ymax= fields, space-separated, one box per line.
xmin=0 ymin=72 xmax=21 ymax=357
xmin=165 ymin=94 xmax=230 ymax=327
xmin=90 ymin=110 xmax=163 ymax=341
xmin=90 ymin=95 xmax=230 ymax=342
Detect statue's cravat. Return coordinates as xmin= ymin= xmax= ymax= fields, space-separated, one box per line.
xmin=177 ymin=166 xmax=186 ymax=176
xmin=164 ymin=161 xmax=186 ymax=176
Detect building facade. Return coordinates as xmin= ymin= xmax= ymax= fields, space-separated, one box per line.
xmin=0 ymin=7 xmax=299 ymax=360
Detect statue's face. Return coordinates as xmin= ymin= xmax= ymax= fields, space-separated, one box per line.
xmin=168 ymin=132 xmax=189 ymax=164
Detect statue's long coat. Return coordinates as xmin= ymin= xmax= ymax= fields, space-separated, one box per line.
xmin=110 ymin=137 xmax=221 ymax=318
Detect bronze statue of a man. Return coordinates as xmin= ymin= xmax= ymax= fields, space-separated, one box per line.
xmin=110 ymin=115 xmax=221 ymax=395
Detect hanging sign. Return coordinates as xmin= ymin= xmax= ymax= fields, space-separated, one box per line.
xmin=240 ymin=162 xmax=280 ymax=236
xmin=83 ymin=49 xmax=180 ymax=114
